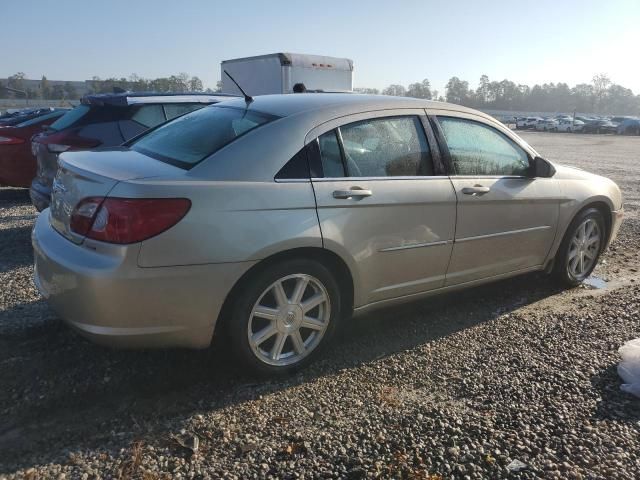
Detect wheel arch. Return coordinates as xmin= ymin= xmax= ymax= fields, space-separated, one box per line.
xmin=547 ymin=198 xmax=614 ymax=267
xmin=215 ymin=247 xmax=356 ymax=337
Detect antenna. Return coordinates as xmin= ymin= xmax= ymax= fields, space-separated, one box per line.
xmin=224 ymin=70 xmax=253 ymax=104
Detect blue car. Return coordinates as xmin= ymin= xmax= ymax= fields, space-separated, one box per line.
xmin=617 ymin=118 xmax=640 ymax=135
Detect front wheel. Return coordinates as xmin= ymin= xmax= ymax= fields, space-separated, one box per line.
xmin=227 ymin=259 xmax=341 ymax=374
xmin=553 ymin=208 xmax=606 ymax=286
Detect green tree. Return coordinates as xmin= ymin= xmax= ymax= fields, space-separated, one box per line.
xmin=51 ymin=84 xmax=65 ymax=99
xmin=406 ymin=79 xmax=432 ymax=99
xmin=592 ymin=73 xmax=611 ymax=112
xmin=382 ymin=84 xmax=406 ymax=96
xmin=40 ymin=76 xmax=51 ymax=99
xmin=189 ymin=76 xmax=203 ymax=92
xmin=63 ymin=82 xmax=77 ymax=99
xmin=445 ymin=77 xmax=470 ymax=105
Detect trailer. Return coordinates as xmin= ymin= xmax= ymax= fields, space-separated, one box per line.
xmin=221 ymin=53 xmax=353 ymax=96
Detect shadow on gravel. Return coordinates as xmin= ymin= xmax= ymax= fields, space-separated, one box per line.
xmin=0 ymin=225 xmax=34 ymax=273
xmin=0 ymin=272 xmax=565 ymax=471
xmin=591 ymin=365 xmax=640 ymax=422
xmin=0 ymin=188 xmax=30 ymax=204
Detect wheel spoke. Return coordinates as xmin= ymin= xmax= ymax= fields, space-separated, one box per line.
xmin=578 ymin=253 xmax=585 ymax=274
xmin=291 ymin=276 xmax=309 ymax=305
xmin=270 ymin=332 xmax=287 ymax=360
xmin=301 ymin=315 xmax=325 ymax=331
xmin=291 ymin=330 xmax=305 ymax=354
xmin=251 ymin=325 xmax=277 ymax=347
xmin=253 ymin=306 xmax=278 ymax=320
xmin=568 ymin=246 xmax=578 ymax=261
xmin=273 ymin=281 xmax=289 ymax=308
xmin=585 ymin=221 xmax=594 ymax=238
xmin=301 ymin=293 xmax=325 ymax=313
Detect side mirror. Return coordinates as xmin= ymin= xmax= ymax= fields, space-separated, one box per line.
xmin=531 ymin=156 xmax=556 ymax=178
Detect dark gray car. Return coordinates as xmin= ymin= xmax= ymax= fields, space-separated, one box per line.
xmin=29 ymin=92 xmax=236 ymax=211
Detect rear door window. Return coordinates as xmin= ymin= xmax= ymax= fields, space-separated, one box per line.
xmin=339 ymin=116 xmax=433 ymax=177
xmin=318 ymin=130 xmax=345 ymax=178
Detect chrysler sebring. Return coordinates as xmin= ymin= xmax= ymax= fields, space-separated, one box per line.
xmin=32 ymin=94 xmax=623 ymax=374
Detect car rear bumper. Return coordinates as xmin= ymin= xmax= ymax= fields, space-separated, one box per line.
xmin=32 ymin=212 xmax=255 ymax=349
xmin=30 ymin=178 xmax=51 ymax=211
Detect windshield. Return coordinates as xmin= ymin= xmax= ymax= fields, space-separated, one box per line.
xmin=49 ymin=105 xmax=90 ymax=131
xmin=15 ymin=110 xmax=66 ymax=128
xmin=131 ymin=106 xmax=277 ymax=169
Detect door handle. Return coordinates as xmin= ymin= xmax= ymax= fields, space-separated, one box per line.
xmin=333 ymin=188 xmax=373 ymax=199
xmin=461 ymin=185 xmax=491 ymax=196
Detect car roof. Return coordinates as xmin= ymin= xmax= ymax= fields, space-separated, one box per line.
xmin=81 ymin=91 xmax=238 ymax=107
xmin=216 ymin=93 xmax=486 ymax=120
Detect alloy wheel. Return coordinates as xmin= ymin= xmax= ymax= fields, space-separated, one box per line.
xmin=567 ymin=218 xmax=601 ymax=279
xmin=247 ymin=274 xmax=331 ymax=366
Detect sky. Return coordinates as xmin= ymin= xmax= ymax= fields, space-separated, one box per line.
xmin=1 ymin=0 xmax=639 ymax=95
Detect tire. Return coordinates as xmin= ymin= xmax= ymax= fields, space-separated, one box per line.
xmin=553 ymin=208 xmax=606 ymax=287
xmin=227 ymin=258 xmax=342 ymax=375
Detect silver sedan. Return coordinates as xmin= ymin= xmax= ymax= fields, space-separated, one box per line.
xmin=32 ymin=94 xmax=624 ymax=374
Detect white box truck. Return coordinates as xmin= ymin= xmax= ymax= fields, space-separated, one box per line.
xmin=221 ymin=53 xmax=353 ymax=96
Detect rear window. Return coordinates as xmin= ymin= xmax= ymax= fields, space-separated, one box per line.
xmin=131 ymin=106 xmax=277 ymax=169
xmin=49 ymin=105 xmax=90 ymax=131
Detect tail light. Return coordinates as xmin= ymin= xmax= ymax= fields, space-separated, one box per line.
xmin=70 ymin=197 xmax=191 ymax=244
xmin=39 ymin=130 xmax=100 ymax=153
xmin=0 ymin=135 xmax=25 ymax=145
xmin=47 ymin=144 xmax=71 ymax=153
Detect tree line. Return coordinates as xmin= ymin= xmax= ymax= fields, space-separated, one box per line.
xmin=357 ymin=74 xmax=640 ymax=115
xmin=0 ymin=72 xmax=208 ymax=100
xmin=3 ymin=70 xmax=638 ymax=115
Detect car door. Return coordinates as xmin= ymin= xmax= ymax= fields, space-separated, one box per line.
xmin=308 ymin=111 xmax=457 ymax=307
xmin=429 ymin=111 xmax=560 ymax=286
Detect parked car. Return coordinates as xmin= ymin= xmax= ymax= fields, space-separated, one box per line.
xmin=0 ymin=109 xmax=68 ymax=187
xmin=29 ymin=91 xmax=237 ymax=211
xmin=0 ymin=108 xmax=58 ymax=127
xmin=582 ymin=119 xmax=617 ymax=134
xmin=556 ymin=119 xmax=585 ymax=133
xmin=32 ymin=94 xmax=623 ymax=374
xmin=616 ymin=118 xmax=640 ymax=135
xmin=535 ymin=118 xmax=559 ymax=131
xmin=516 ymin=117 xmax=542 ymax=129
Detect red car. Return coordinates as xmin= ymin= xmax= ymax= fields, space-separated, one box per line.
xmin=0 ymin=110 xmax=67 ymax=187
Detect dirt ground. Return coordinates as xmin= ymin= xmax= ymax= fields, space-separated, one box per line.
xmin=0 ymin=131 xmax=639 ymax=479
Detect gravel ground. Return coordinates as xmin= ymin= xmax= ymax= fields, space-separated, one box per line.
xmin=1 ymin=132 xmax=639 ymax=479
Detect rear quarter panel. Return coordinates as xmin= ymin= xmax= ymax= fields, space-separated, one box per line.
xmin=107 ymin=179 xmax=322 ymax=267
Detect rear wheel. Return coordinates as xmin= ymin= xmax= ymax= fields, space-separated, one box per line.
xmin=227 ymin=259 xmax=341 ymax=374
xmin=553 ymin=208 xmax=605 ymax=286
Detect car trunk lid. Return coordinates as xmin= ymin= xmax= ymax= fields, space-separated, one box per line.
xmin=49 ymin=147 xmax=184 ymax=243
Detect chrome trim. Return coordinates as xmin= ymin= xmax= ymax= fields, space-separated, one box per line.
xmin=273 ymin=178 xmax=311 ymax=183
xmin=379 ymin=240 xmax=451 ymax=252
xmin=311 ymin=176 xmax=446 ymax=182
xmin=456 ymin=225 xmax=552 ymax=243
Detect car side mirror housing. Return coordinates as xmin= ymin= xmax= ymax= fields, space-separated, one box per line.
xmin=531 ymin=156 xmax=556 ymax=178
